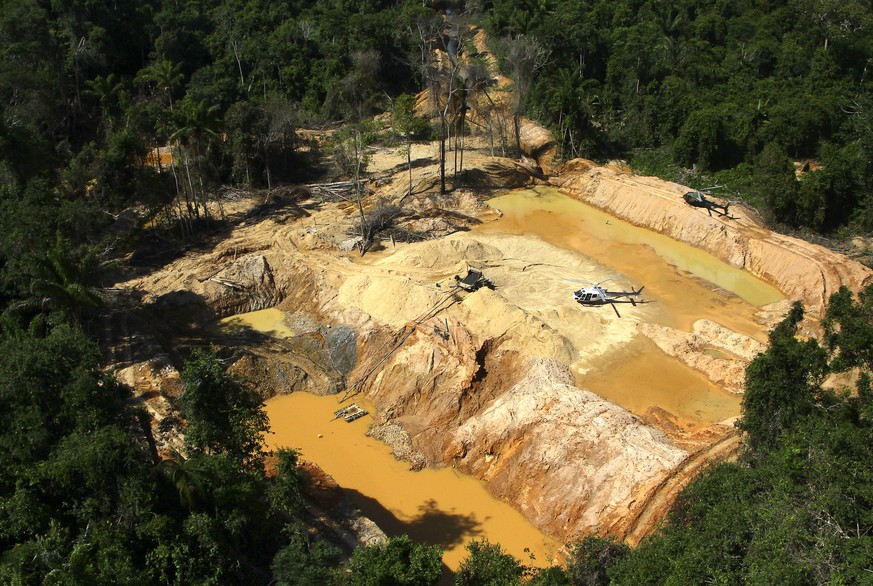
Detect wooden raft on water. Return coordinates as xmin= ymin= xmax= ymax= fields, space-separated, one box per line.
xmin=332 ymin=403 xmax=368 ymax=423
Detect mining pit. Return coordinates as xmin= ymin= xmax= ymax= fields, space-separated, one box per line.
xmin=225 ymin=183 xmax=781 ymax=566
xmin=112 ymin=141 xmax=873 ymax=569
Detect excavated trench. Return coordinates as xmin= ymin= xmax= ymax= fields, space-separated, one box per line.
xmin=265 ymin=388 xmax=561 ymax=570
xmin=219 ymin=185 xmax=789 ymax=566
xmin=115 ymin=149 xmax=872 ymax=569
xmin=478 ymin=187 xmax=781 ymax=428
xmin=215 ymin=308 xmax=562 ymax=569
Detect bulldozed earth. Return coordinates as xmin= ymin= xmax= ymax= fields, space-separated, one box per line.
xmin=105 ymin=129 xmax=873 ymax=557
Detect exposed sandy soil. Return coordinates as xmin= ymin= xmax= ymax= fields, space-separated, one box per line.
xmin=107 ymin=127 xmax=872 ymax=549
xmin=113 ymin=25 xmax=873 ymax=550
xmin=551 ymin=159 xmax=873 ymax=320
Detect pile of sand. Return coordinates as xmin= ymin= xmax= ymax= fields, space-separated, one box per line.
xmin=333 ymin=231 xmax=642 ymax=374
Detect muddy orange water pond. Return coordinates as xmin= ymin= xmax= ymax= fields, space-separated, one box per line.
xmin=232 ymin=187 xmax=784 ymax=569
xmin=481 ymin=187 xmax=784 ymax=333
xmin=479 ymin=187 xmax=784 ymax=427
xmin=265 ymin=391 xmax=559 ymax=570
xmin=220 ymin=307 xmax=300 ymax=337
xmin=220 ymin=309 xmax=560 ymax=570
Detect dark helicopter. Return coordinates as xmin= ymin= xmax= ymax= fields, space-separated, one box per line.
xmin=683 ymin=187 xmax=733 ymax=218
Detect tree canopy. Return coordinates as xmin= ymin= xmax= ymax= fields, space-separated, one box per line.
xmin=486 ymin=0 xmax=873 ymax=235
xmin=606 ymin=287 xmax=873 ymax=585
xmin=2 ymin=1 xmax=873 ymax=583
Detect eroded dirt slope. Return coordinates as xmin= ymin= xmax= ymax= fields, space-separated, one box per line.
xmin=551 ymin=160 xmax=873 ymax=318
xmin=111 ymin=139 xmax=873 ymax=549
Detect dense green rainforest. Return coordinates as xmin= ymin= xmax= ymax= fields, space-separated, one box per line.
xmin=1 ymin=0 xmax=872 ymax=583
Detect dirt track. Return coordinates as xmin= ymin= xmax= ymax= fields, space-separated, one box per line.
xmin=622 ymin=430 xmax=742 ymax=546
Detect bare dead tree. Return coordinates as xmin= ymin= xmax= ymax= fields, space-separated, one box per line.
xmin=258 ymin=94 xmax=298 ymax=189
xmin=359 ymin=203 xmax=405 ymax=254
xmin=504 ymin=35 xmax=550 ymax=155
xmin=326 ymin=50 xmax=384 ymax=252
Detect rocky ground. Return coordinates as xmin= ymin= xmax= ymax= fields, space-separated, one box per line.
xmin=105 ymin=122 xmax=873 ymax=551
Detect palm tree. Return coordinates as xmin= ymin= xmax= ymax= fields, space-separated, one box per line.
xmin=546 ymin=70 xmax=600 ymax=159
xmin=171 ymin=98 xmax=222 ymax=152
xmin=158 ymin=448 xmax=208 ymax=511
xmin=137 ymin=60 xmax=185 ymax=111
xmin=84 ymin=73 xmax=124 ymax=128
xmin=137 ymin=61 xmax=187 ymax=225
xmin=169 ymin=97 xmax=222 ymax=221
xmin=18 ymin=233 xmax=106 ymax=326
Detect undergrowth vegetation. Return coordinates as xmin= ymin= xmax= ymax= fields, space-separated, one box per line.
xmin=1 ymin=0 xmax=872 ymax=583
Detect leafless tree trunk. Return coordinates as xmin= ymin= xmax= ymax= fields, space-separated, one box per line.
xmin=504 ymin=35 xmax=550 ymax=156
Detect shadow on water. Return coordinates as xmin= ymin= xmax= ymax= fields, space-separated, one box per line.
xmin=344 ymin=489 xmax=485 ymax=551
xmin=265 ymin=372 xmax=561 ymax=576
xmin=342 ymin=488 xmax=484 ymax=583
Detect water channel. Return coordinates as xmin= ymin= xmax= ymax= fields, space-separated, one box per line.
xmin=228 ymin=186 xmax=784 ymax=570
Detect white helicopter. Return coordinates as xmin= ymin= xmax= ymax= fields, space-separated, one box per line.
xmin=566 ymin=275 xmax=646 ymax=317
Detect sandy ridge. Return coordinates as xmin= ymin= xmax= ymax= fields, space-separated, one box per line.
xmin=550 ymin=161 xmax=873 ymax=317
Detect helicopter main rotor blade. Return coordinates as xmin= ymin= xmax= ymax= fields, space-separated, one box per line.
xmin=595 ymin=275 xmax=621 ymax=287
xmin=562 ymin=278 xmax=593 ymax=285
xmin=611 ymin=302 xmax=621 ymax=318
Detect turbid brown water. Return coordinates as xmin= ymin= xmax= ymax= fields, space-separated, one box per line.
xmin=220 ymin=309 xmax=560 ymax=569
xmin=480 ymin=187 xmax=783 ymax=334
xmin=478 ymin=187 xmax=782 ymax=427
xmin=264 ymin=392 xmax=560 ymax=570
xmin=220 ymin=308 xmax=298 ymax=337
xmin=580 ymin=336 xmax=741 ymax=427
xmin=228 ymin=186 xmax=782 ymax=567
